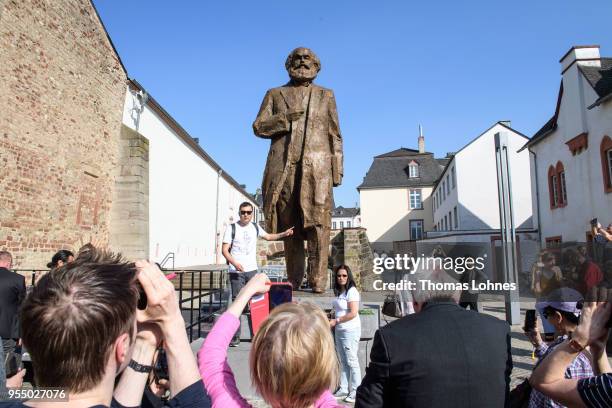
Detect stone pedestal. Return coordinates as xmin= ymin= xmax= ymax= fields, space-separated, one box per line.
xmin=257 ymin=227 xmax=375 ymax=291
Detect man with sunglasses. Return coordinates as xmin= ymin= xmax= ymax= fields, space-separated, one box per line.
xmin=222 ymin=202 xmax=293 ymax=346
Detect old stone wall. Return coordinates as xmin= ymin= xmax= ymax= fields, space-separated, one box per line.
xmin=0 ymin=0 xmax=127 ymax=268
xmin=257 ymin=227 xmax=375 ymax=291
xmin=109 ymin=125 xmax=149 ymax=260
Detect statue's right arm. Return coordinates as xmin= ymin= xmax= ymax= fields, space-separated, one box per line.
xmin=253 ymin=90 xmax=290 ymax=138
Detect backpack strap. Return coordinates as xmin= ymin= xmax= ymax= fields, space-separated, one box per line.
xmin=227 ymin=223 xmax=236 ymax=265
xmin=252 ymin=222 xmax=259 ymax=237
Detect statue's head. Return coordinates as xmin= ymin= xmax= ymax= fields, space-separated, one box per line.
xmin=285 ymin=47 xmax=321 ymax=83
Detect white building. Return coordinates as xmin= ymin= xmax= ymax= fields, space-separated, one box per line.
xmin=423 ymin=121 xmax=537 ymax=281
xmin=358 ymin=133 xmax=449 ymax=249
xmin=331 ymin=206 xmax=361 ymax=230
xmin=431 ymin=121 xmax=534 ymax=234
xmin=122 ymin=80 xmax=262 ymax=267
xmin=521 ymin=45 xmax=612 ymax=247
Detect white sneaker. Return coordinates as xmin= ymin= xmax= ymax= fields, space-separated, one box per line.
xmin=333 ymin=390 xmax=348 ymax=398
xmin=344 ymin=393 xmax=356 ymax=403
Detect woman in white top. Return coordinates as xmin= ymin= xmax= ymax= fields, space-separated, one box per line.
xmin=329 ymin=264 xmax=361 ymax=403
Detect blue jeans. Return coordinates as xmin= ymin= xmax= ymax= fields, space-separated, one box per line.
xmin=335 ymin=326 xmax=361 ymax=393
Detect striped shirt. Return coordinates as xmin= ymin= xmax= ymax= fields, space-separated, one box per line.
xmin=578 ymin=373 xmax=612 ymax=408
xmin=528 ymin=336 xmax=594 ymax=408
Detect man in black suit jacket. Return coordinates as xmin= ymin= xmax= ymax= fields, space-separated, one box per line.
xmin=356 ymin=271 xmax=512 ymax=408
xmin=0 ymin=251 xmax=26 ymax=357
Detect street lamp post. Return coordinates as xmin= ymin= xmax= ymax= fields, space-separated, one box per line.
xmin=494 ymin=132 xmax=521 ymax=325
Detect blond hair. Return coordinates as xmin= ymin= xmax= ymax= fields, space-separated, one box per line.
xmin=250 ymin=302 xmax=338 ymax=408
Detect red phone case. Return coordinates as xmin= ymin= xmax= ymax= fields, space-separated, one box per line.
xmin=249 ymin=282 xmax=293 ymax=335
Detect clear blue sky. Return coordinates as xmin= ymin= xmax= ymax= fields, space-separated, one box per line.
xmin=93 ymin=0 xmax=612 ymax=207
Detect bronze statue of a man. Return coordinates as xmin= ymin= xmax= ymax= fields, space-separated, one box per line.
xmin=253 ymin=47 xmax=343 ymax=293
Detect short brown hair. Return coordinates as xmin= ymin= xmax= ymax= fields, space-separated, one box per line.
xmin=250 ymin=302 xmax=338 ymax=408
xmin=239 ymin=202 xmax=253 ymax=211
xmin=21 ymin=249 xmax=139 ymax=393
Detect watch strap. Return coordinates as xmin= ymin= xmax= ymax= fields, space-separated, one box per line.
xmin=128 ymin=359 xmax=154 ymax=373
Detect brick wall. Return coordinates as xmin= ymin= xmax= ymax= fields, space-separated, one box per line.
xmin=0 ymin=0 xmax=127 ymax=268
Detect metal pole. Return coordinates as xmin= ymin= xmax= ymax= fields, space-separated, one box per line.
xmin=214 ymin=169 xmax=222 ymax=262
xmin=494 ymin=132 xmax=521 ymax=325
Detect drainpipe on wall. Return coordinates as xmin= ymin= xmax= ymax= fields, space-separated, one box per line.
xmin=214 ymin=169 xmax=222 ymax=262
xmin=527 ymin=147 xmax=542 ymax=245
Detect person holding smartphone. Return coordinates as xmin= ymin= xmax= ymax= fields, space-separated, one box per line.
xmin=329 ymin=264 xmax=361 ymax=404
xmin=523 ymin=288 xmax=594 ymax=407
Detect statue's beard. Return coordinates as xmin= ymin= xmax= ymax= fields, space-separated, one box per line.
xmin=288 ymin=65 xmax=318 ymax=82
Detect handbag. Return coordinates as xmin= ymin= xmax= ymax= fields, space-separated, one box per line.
xmin=382 ymin=293 xmax=403 ymax=318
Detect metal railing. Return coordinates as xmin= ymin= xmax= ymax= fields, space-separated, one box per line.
xmin=16 ymin=267 xmax=229 ymax=342
xmin=14 ymin=270 xmax=49 ymax=287
xmin=166 ymin=267 xmax=228 ymax=342
xmin=159 ymin=252 xmax=175 ymax=269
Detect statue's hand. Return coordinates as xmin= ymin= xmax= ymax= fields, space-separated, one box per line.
xmin=286 ymin=109 xmax=304 ymax=122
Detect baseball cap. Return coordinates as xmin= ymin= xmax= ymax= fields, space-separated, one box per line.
xmin=539 ymin=287 xmax=583 ymax=317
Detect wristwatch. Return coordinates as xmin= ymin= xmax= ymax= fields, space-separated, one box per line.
xmin=128 ymin=359 xmax=154 ymax=373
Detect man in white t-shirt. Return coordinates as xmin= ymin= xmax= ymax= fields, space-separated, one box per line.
xmin=222 ymin=202 xmax=293 ymax=345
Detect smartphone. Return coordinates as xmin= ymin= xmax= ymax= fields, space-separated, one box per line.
xmin=268 ymin=283 xmax=292 ymax=311
xmin=591 ymin=218 xmax=599 ymax=227
xmin=5 ymin=352 xmax=22 ymax=378
xmin=250 ymin=282 xmax=293 ymax=335
xmin=524 ymin=309 xmax=537 ymax=331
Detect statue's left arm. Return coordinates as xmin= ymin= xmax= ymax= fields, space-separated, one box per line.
xmin=329 ymin=91 xmax=343 ymax=187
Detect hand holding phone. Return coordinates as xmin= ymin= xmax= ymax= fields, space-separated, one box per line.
xmin=524 ymin=309 xmax=537 ymax=332
xmin=250 ymin=282 xmax=293 ymax=335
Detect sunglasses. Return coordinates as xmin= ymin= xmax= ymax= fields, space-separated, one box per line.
xmin=240 ymin=211 xmax=253 ymax=215
xmin=336 ymin=274 xmax=348 ymax=278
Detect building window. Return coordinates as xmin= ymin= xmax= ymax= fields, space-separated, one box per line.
xmin=442 ymin=181 xmax=446 ymax=200
xmin=548 ymin=165 xmax=559 ymax=208
xmin=555 ymin=161 xmax=567 ymax=207
xmin=409 ymin=220 xmax=424 ymax=240
xmin=454 ymin=206 xmax=458 ymax=229
xmin=433 ymin=195 xmax=436 ymax=211
xmin=551 ymin=174 xmax=558 ymax=206
xmin=601 ymin=136 xmax=612 ymax=193
xmin=446 ymin=175 xmax=450 ymax=194
xmin=448 ymin=211 xmax=452 ymax=230
xmin=451 ymin=167 xmax=456 ymax=189
xmin=408 ymin=162 xmax=419 ymax=178
xmin=409 ymin=189 xmax=422 ymax=209
xmin=548 ymin=162 xmax=568 ymax=208
xmin=340 ymin=221 xmax=344 ymax=229
xmin=347 ymin=221 xmax=351 ymax=228
xmin=444 ymin=215 xmax=448 ymax=230
xmin=559 ymin=171 xmax=567 ymax=205
xmin=333 ymin=222 xmax=337 ymax=230
xmin=545 ymin=236 xmax=562 ymax=249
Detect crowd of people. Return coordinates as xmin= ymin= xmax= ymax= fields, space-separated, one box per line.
xmin=1 ymin=206 xmax=612 ymax=407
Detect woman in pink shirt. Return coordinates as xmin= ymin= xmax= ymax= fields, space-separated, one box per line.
xmin=198 ymin=273 xmax=346 ymax=408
